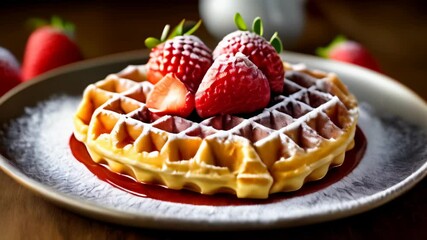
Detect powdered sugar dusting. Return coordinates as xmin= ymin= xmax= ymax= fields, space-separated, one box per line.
xmin=0 ymin=95 xmax=426 ymax=229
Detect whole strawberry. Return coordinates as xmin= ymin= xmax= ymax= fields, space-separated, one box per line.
xmin=316 ymin=35 xmax=382 ymax=73
xmin=213 ymin=13 xmax=284 ymax=94
xmin=195 ymin=52 xmax=270 ymax=118
xmin=146 ymin=43 xmax=165 ymax=84
xmin=0 ymin=47 xmax=22 ymax=96
xmin=22 ymin=16 xmax=83 ymax=81
xmin=145 ymin=20 xmax=213 ymax=93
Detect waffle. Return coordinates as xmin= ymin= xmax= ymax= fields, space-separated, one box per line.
xmin=73 ymin=62 xmax=358 ymax=199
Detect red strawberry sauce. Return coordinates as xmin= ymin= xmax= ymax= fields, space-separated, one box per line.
xmin=69 ymin=127 xmax=366 ymax=206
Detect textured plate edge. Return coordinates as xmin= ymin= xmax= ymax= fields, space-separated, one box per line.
xmin=285 ymin=52 xmax=427 ymax=127
xmin=0 ymin=50 xmax=426 ymax=231
xmin=0 ymin=49 xmax=150 ymax=105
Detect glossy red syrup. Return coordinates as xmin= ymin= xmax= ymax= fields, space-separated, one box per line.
xmin=69 ymin=127 xmax=366 ymax=206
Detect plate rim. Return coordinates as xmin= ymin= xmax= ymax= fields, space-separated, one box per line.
xmin=0 ymin=50 xmax=426 ymax=231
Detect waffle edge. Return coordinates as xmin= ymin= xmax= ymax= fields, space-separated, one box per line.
xmin=73 ymin=62 xmax=359 ymax=199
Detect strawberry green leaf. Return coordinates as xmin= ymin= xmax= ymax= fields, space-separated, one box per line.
xmin=63 ymin=22 xmax=75 ymax=38
xmin=315 ymin=47 xmax=328 ymax=58
xmin=27 ymin=15 xmax=75 ymax=37
xmin=270 ymin=32 xmax=283 ymax=53
xmin=145 ymin=37 xmax=161 ymax=49
xmin=51 ymin=15 xmax=63 ymax=28
xmin=145 ymin=18 xmax=202 ymax=49
xmin=27 ymin=18 xmax=48 ymax=29
xmin=168 ymin=19 xmax=185 ymax=39
xmin=316 ymin=35 xmax=348 ymax=58
xmin=252 ymin=17 xmax=263 ymax=36
xmin=50 ymin=15 xmax=74 ymax=34
xmin=234 ymin=12 xmax=247 ymax=31
xmin=184 ymin=19 xmax=202 ymax=36
xmin=160 ymin=24 xmax=170 ymax=42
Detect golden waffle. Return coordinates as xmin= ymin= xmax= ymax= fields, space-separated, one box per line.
xmin=73 ymin=62 xmax=358 ymax=199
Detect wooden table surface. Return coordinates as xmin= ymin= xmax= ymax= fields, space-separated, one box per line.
xmin=0 ymin=0 xmax=426 ymax=239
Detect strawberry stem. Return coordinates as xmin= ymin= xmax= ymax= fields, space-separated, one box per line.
xmin=50 ymin=15 xmax=75 ymax=36
xmin=27 ymin=15 xmax=75 ymax=38
xmin=270 ymin=32 xmax=283 ymax=53
xmin=252 ymin=17 xmax=263 ymax=36
xmin=167 ymin=19 xmax=185 ymax=39
xmin=316 ymin=35 xmax=348 ymax=58
xmin=234 ymin=13 xmax=283 ymax=53
xmin=234 ymin=13 xmax=247 ymax=31
xmin=160 ymin=24 xmax=170 ymax=42
xmin=145 ymin=37 xmax=161 ymax=49
xmin=27 ymin=18 xmax=48 ymax=29
xmin=145 ymin=19 xmax=202 ymax=49
xmin=184 ymin=20 xmax=202 ymax=36
xmin=51 ymin=15 xmax=63 ymax=28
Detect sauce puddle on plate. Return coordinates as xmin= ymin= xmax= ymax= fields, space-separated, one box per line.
xmin=69 ymin=127 xmax=366 ymax=206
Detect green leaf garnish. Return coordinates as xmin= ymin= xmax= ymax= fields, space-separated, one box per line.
xmin=232 ymin=13 xmax=284 ymax=52
xmin=51 ymin=15 xmax=63 ymax=28
xmin=316 ymin=35 xmax=347 ymax=58
xmin=160 ymin=24 xmax=170 ymax=42
xmin=252 ymin=17 xmax=263 ymax=36
xmin=145 ymin=37 xmax=161 ymax=49
xmin=27 ymin=15 xmax=75 ymax=38
xmin=234 ymin=12 xmax=247 ymax=31
xmin=184 ymin=20 xmax=202 ymax=36
xmin=26 ymin=18 xmax=48 ymax=29
xmin=269 ymin=32 xmax=283 ymax=53
xmin=167 ymin=19 xmax=185 ymax=39
xmin=145 ymin=18 xmax=203 ymax=49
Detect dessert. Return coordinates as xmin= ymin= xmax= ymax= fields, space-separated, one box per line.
xmin=73 ymin=14 xmax=358 ymax=199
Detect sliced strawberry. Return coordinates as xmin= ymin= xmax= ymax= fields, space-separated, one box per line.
xmin=146 ymin=73 xmax=195 ymax=118
xmin=195 ymin=52 xmax=270 ymax=118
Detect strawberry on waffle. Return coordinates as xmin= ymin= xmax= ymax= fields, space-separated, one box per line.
xmin=73 ymin=14 xmax=358 ymax=199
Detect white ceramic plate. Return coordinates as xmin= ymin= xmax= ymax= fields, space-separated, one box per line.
xmin=0 ymin=51 xmax=426 ymax=230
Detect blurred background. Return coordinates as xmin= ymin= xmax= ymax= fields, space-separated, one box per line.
xmin=1 ymin=0 xmax=426 ymax=99
xmin=0 ymin=1 xmax=426 ymax=238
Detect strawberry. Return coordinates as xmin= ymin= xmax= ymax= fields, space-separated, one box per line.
xmin=316 ymin=35 xmax=382 ymax=72
xmin=195 ymin=52 xmax=270 ymax=118
xmin=146 ymin=73 xmax=195 ymax=118
xmin=146 ymin=43 xmax=165 ymax=84
xmin=145 ymin=20 xmax=213 ymax=93
xmin=22 ymin=16 xmax=83 ymax=81
xmin=0 ymin=47 xmax=22 ymax=96
xmin=213 ymin=13 xmax=285 ymax=94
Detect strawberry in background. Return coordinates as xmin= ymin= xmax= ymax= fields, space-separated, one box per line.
xmin=316 ymin=35 xmax=383 ymax=73
xmin=0 ymin=47 xmax=22 ymax=96
xmin=22 ymin=16 xmax=83 ymax=81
